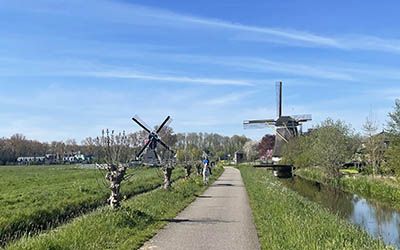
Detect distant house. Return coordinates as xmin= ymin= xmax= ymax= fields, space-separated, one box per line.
xmin=233 ymin=151 xmax=244 ymax=165
xmin=17 ymin=156 xmax=45 ymax=165
xmin=44 ymin=154 xmax=58 ymax=164
xmin=17 ymin=151 xmax=89 ymax=165
xmin=63 ymin=152 xmax=86 ymax=164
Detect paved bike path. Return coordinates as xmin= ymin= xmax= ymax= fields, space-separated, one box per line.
xmin=140 ymin=167 xmax=260 ymax=250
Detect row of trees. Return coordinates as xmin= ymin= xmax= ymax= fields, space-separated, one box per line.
xmin=281 ymin=99 xmax=400 ymax=179
xmin=167 ymin=132 xmax=250 ymax=163
xmin=0 ymin=129 xmax=253 ymax=165
xmin=0 ymin=134 xmax=79 ymax=165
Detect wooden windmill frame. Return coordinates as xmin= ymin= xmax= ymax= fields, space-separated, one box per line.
xmin=243 ymin=81 xmax=312 ymax=161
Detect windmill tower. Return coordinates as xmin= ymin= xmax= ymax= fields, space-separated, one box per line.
xmin=243 ymin=81 xmax=312 ymax=162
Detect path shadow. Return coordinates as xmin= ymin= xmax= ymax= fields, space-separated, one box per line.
xmin=212 ymin=183 xmax=244 ymax=187
xmin=195 ymin=195 xmax=213 ymax=198
xmin=161 ymin=218 xmax=237 ymax=224
xmin=195 ymin=195 xmax=238 ymax=199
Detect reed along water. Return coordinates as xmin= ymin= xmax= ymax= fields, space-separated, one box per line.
xmin=281 ymin=176 xmax=400 ymax=249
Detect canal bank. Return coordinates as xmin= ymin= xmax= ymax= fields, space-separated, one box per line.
xmin=238 ymin=165 xmax=390 ymax=249
xmin=296 ymin=167 xmax=400 ymax=210
xmin=281 ymin=176 xmax=400 ymax=249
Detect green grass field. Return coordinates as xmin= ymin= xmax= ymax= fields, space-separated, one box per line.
xmin=0 ymin=165 xmax=185 ymax=246
xmin=239 ymin=165 xmax=391 ymax=250
xmin=6 ymin=166 xmax=224 ymax=250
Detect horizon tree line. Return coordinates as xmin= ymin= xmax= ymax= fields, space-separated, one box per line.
xmin=0 ymin=130 xmax=253 ymax=165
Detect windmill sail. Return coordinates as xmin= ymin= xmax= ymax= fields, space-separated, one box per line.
xmin=132 ymin=115 xmax=152 ymax=133
xmin=276 ymin=81 xmax=282 ymax=118
xmin=132 ymin=115 xmax=175 ymax=166
xmin=156 ymin=116 xmax=173 ymax=134
xmin=243 ymin=119 xmax=276 ymax=129
xmin=291 ymin=114 xmax=312 ymax=122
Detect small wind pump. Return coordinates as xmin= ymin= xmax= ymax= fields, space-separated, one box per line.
xmin=132 ymin=115 xmax=176 ymax=189
xmin=132 ymin=115 xmax=175 ymax=166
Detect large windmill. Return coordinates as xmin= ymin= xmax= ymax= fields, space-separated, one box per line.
xmin=243 ymin=81 xmax=312 ymax=162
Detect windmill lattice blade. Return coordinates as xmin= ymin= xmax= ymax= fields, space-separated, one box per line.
xmin=244 ymin=123 xmax=268 ymax=129
xmin=158 ymin=139 xmax=174 ymax=154
xmin=136 ymin=139 xmax=151 ymax=158
xmin=156 ymin=116 xmax=172 ymax=134
xmin=243 ymin=119 xmax=276 ymax=129
xmin=291 ymin=114 xmax=312 ymax=122
xmin=132 ymin=115 xmax=152 ymax=133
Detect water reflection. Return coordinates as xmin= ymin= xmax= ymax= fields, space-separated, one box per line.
xmin=281 ymin=177 xmax=400 ymax=249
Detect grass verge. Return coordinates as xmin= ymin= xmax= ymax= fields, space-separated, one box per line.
xmin=6 ymin=166 xmax=224 ymax=250
xmin=0 ymin=165 xmax=185 ymax=246
xmin=239 ymin=165 xmax=391 ymax=250
xmin=296 ymin=167 xmax=400 ymax=210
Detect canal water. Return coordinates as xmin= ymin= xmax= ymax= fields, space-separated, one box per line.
xmin=280 ymin=176 xmax=400 ymax=249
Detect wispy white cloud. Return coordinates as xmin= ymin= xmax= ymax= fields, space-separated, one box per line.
xmin=180 ymin=55 xmax=355 ymax=81
xmin=204 ymin=91 xmax=255 ymax=105
xmin=100 ymin=51 xmax=400 ymax=82
xmin=365 ymin=87 xmax=400 ymax=101
xmin=176 ymin=15 xmax=341 ymax=48
xmin=10 ymin=1 xmax=400 ymax=53
xmin=108 ymin=2 xmax=400 ymax=54
xmin=6 ymin=0 xmax=400 ymax=54
xmin=82 ymin=70 xmax=254 ymax=86
xmin=0 ymin=57 xmax=254 ymax=86
xmin=341 ymin=35 xmax=400 ymax=54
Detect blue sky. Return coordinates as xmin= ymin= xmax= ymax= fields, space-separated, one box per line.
xmin=1 ymin=0 xmax=400 ymax=142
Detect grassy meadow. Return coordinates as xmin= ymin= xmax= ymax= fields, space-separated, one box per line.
xmin=239 ymin=165 xmax=391 ymax=250
xmin=6 ymin=166 xmax=224 ymax=250
xmin=0 ymin=165 xmax=185 ymax=246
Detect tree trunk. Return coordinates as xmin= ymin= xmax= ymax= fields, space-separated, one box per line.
xmin=163 ymin=167 xmax=173 ymax=189
xmin=184 ymin=164 xmax=192 ymax=179
xmin=105 ymin=164 xmax=127 ymax=208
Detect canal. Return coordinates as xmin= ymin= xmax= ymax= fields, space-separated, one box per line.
xmin=280 ymin=176 xmax=400 ymax=249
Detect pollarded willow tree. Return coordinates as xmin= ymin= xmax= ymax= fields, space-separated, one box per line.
xmin=96 ymin=129 xmax=133 ymax=209
xmin=176 ymin=148 xmax=192 ymax=179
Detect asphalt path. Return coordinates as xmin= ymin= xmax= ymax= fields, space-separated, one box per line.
xmin=140 ymin=167 xmax=260 ymax=250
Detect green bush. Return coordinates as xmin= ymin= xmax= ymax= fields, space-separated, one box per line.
xmin=282 ymin=118 xmax=360 ymax=180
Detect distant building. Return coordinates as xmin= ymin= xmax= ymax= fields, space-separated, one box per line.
xmin=17 ymin=151 xmax=89 ymax=165
xmin=63 ymin=152 xmax=86 ymax=164
xmin=233 ymin=151 xmax=244 ymax=165
xmin=17 ymin=156 xmax=45 ymax=164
